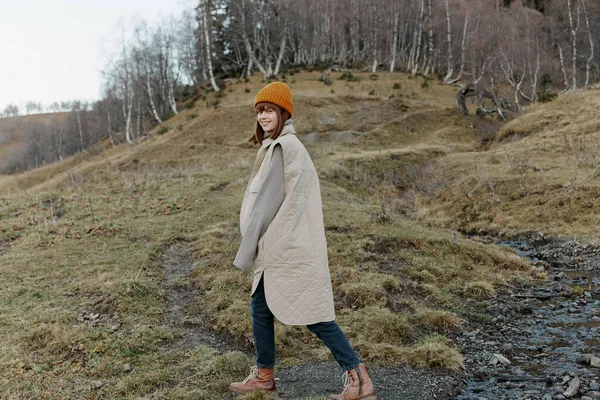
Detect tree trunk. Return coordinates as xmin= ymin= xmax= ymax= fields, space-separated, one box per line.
xmin=390 ymin=6 xmax=399 ymax=72
xmin=168 ymin=81 xmax=178 ymax=115
xmin=107 ymin=111 xmax=115 ymax=148
xmin=370 ymin=1 xmax=378 ymax=73
xmin=567 ymin=0 xmax=580 ymax=90
xmin=558 ymin=43 xmax=570 ymax=89
xmin=411 ymin=0 xmax=426 ymax=74
xmin=145 ymin=57 xmax=163 ymax=124
xmin=424 ymin=0 xmax=434 ymax=75
xmin=457 ymin=84 xmax=476 ymax=116
xmin=274 ymin=32 xmax=287 ymax=77
xmin=350 ymin=0 xmax=360 ymax=65
xmin=581 ymin=0 xmax=594 ymax=86
xmin=238 ymin=0 xmax=268 ymax=79
xmin=443 ymin=0 xmax=454 ymax=83
xmin=76 ymin=109 xmax=84 ymax=153
xmin=203 ymin=0 xmax=220 ymax=92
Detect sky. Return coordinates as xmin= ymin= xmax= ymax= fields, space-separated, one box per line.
xmin=0 ymin=0 xmax=192 ymax=113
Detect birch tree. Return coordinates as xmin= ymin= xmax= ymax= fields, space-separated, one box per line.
xmin=201 ymin=0 xmax=220 ymax=91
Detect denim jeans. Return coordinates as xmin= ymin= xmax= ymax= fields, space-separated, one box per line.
xmin=251 ymin=276 xmax=361 ymax=371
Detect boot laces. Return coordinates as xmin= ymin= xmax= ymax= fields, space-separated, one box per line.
xmin=341 ymin=370 xmax=353 ymax=392
xmin=242 ymin=366 xmax=259 ymax=384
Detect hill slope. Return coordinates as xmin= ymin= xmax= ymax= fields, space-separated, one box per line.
xmin=0 ymin=72 xmax=535 ymax=399
xmin=415 ymin=90 xmax=600 ymax=237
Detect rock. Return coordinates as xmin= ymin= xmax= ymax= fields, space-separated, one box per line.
xmin=578 ymin=354 xmax=593 ymax=364
xmin=577 ymin=354 xmax=600 ymax=367
xmin=492 ymin=353 xmax=512 ymax=366
xmin=542 ymin=395 xmax=552 ymax=400
xmin=501 ymin=343 xmax=514 ymax=354
xmin=91 ymin=380 xmax=103 ymax=389
xmin=519 ymin=306 xmax=534 ymax=315
xmin=590 ymin=380 xmax=599 ymax=391
xmin=584 ymin=391 xmax=600 ymax=399
xmin=583 ymin=397 xmax=593 ymax=400
xmin=122 ymin=363 xmax=133 ymax=373
xmin=564 ymin=377 xmax=581 ymax=398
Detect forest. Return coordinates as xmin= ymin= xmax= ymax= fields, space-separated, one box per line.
xmin=1 ymin=0 xmax=599 ymax=173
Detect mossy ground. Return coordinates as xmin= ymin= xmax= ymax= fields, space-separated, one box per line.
xmin=0 ymin=71 xmax=535 ymax=398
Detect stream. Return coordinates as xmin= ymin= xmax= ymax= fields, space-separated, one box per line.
xmin=456 ymin=236 xmax=600 ymax=400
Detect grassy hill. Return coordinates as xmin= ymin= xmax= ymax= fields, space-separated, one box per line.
xmin=0 ymin=71 xmax=544 ymax=399
xmin=414 ymin=90 xmax=600 ymax=237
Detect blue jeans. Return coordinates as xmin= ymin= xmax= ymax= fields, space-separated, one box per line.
xmin=250 ymin=276 xmax=361 ymax=371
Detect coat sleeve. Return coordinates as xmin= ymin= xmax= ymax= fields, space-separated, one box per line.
xmin=233 ymin=144 xmax=285 ymax=270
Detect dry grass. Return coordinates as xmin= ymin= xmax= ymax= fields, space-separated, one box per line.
xmin=417 ymin=90 xmax=600 ymax=237
xmin=0 ymin=71 xmax=535 ymax=398
xmin=463 ymin=281 xmax=496 ymax=300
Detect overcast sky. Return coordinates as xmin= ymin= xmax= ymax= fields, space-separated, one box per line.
xmin=0 ymin=0 xmax=192 ymax=113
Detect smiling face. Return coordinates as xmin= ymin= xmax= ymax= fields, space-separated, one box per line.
xmin=256 ymin=106 xmax=279 ymax=134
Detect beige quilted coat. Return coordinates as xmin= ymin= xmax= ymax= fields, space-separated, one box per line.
xmin=240 ymin=124 xmax=336 ymax=325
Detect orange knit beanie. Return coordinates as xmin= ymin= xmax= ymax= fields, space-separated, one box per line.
xmin=254 ymin=82 xmax=294 ymax=117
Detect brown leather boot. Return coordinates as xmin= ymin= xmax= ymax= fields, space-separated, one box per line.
xmin=328 ymin=364 xmax=377 ymax=400
xmin=230 ymin=366 xmax=276 ymax=394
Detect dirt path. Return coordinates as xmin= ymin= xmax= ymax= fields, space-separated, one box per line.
xmin=161 ymin=241 xmax=462 ymax=399
xmin=162 ymin=242 xmax=234 ymax=352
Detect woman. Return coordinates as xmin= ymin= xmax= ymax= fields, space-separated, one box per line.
xmin=230 ymin=82 xmax=376 ymax=400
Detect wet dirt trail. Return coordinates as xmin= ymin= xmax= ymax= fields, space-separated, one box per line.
xmin=456 ymin=236 xmax=600 ymax=400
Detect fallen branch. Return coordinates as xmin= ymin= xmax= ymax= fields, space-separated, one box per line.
xmin=511 ymin=293 xmax=568 ymax=300
xmin=495 ymin=375 xmax=547 ymax=383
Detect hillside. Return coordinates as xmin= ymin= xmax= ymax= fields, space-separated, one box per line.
xmin=0 ymin=112 xmax=69 ymax=173
xmin=415 ymin=90 xmax=600 ymax=237
xmin=0 ymin=71 xmax=562 ymax=399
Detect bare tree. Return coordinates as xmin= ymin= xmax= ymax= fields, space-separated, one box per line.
xmin=202 ymin=0 xmax=220 ymax=91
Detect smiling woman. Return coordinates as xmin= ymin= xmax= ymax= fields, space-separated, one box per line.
xmin=231 ymin=82 xmax=377 ymax=400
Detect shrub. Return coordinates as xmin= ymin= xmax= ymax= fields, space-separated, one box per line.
xmin=157 ymin=126 xmax=169 ymax=135
xmin=538 ymin=92 xmax=558 ymax=103
xmin=370 ymin=74 xmax=379 ymax=81
xmin=368 ymin=89 xmax=375 ymax=96
xmin=244 ymin=88 xmax=251 ymax=93
xmin=184 ymin=99 xmax=196 ymax=109
xmin=392 ymin=83 xmax=401 ymax=89
xmin=186 ymin=113 xmax=198 ymax=121
xmin=463 ymin=280 xmax=495 ymax=299
xmin=344 ymin=307 xmax=415 ymax=344
xmin=408 ymin=335 xmax=464 ymax=371
xmin=415 ymin=309 xmax=463 ymax=333
xmin=339 ymin=281 xmax=386 ymax=308
xmin=339 ymin=72 xmax=359 ymax=82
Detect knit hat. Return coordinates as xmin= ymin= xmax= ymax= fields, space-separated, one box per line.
xmin=254 ymin=82 xmax=294 ymax=117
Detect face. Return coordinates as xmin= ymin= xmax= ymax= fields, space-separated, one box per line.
xmin=256 ymin=107 xmax=279 ymax=134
